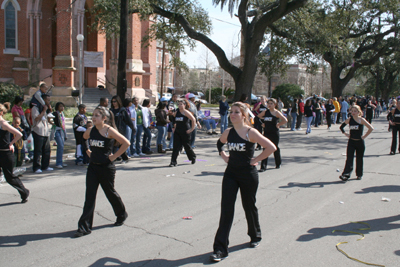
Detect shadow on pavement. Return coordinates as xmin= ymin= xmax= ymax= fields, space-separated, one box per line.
xmin=354 ymin=185 xmax=400 ymax=194
xmin=0 ymin=202 xmax=21 ymax=207
xmin=194 ymin=171 xmax=225 ymax=177
xmin=88 ymin=243 xmax=249 ymax=266
xmin=0 ymin=224 xmax=113 ymax=247
xmin=279 ymin=180 xmax=345 ymax=189
xmin=297 ymin=214 xmax=400 ymax=242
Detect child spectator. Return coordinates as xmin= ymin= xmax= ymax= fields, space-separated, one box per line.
xmin=73 ymin=104 xmax=88 ymax=166
xmin=52 ymin=102 xmax=68 ymax=169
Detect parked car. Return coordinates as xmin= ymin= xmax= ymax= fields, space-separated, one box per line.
xmin=227 ymin=93 xmax=258 ymax=104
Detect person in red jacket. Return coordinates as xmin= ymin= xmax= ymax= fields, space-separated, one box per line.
xmin=296 ymin=95 xmax=305 ymax=130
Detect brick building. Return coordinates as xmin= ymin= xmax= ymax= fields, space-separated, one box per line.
xmin=0 ymin=0 xmax=174 ymax=105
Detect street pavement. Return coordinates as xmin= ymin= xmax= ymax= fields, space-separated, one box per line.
xmin=1 ymin=116 xmax=399 ymax=267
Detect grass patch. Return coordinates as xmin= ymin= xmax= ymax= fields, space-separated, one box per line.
xmin=201 ymin=104 xmax=219 ymax=108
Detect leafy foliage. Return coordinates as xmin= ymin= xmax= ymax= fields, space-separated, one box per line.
xmin=270 ymin=0 xmax=400 ymax=96
xmin=0 ymin=83 xmax=23 ymax=105
xmin=205 ymin=87 xmax=234 ymax=104
xmin=271 ymin=83 xmax=304 ymax=107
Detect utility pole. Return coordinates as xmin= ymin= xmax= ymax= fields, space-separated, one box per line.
xmin=159 ymin=41 xmax=166 ymax=99
xmin=117 ymin=0 xmax=128 ymax=101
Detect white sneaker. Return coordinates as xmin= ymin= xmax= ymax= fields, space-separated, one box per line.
xmin=139 ymin=153 xmax=146 ymax=156
xmin=121 ymin=160 xmax=128 ymax=164
xmin=133 ymin=153 xmax=139 ymax=157
xmin=34 ymin=169 xmax=43 ymax=174
xmin=63 ymin=163 xmax=68 ymax=167
xmin=55 ymin=165 xmax=63 ymax=169
xmin=43 ymin=167 xmax=53 ymax=171
xmin=47 ymin=113 xmax=55 ymax=118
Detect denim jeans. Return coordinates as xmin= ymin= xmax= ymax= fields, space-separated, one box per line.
xmin=314 ymin=112 xmax=321 ymax=127
xmin=169 ymin=131 xmax=174 ymax=149
xmin=156 ymin=125 xmax=167 ymax=150
xmin=220 ymin=113 xmax=228 ymax=133
xmin=130 ymin=126 xmax=136 ymax=155
xmin=203 ymin=119 xmax=216 ymax=131
xmin=125 ymin=126 xmax=132 ymax=156
xmin=190 ymin=127 xmax=197 ymax=148
xmin=142 ymin=127 xmax=152 ymax=153
xmin=333 ymin=113 xmax=338 ymax=124
xmin=32 ymin=131 xmax=51 ymax=171
xmin=291 ymin=113 xmax=297 ymax=130
xmin=341 ymin=112 xmax=348 ymax=122
xmin=54 ymin=129 xmax=65 ymax=167
xmin=305 ymin=117 xmax=313 ymax=133
xmin=135 ymin=124 xmax=144 ymax=153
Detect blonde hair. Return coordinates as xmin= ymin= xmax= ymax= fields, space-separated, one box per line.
xmin=267 ymin=98 xmax=277 ymax=107
xmin=350 ymin=105 xmax=362 ymax=116
xmin=0 ymin=104 xmax=8 ymax=114
xmin=231 ymin=102 xmax=251 ymax=126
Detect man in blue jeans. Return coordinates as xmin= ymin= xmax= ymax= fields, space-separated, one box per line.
xmin=341 ymin=99 xmax=349 ymax=122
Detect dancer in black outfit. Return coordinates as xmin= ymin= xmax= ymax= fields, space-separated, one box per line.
xmin=325 ymin=99 xmax=335 ymax=130
xmin=389 ymin=100 xmax=400 ymax=155
xmin=169 ymin=99 xmax=196 ymax=167
xmin=364 ymin=100 xmax=376 ymax=124
xmin=74 ymin=106 xmax=130 ymax=237
xmin=0 ymin=104 xmax=30 ymax=203
xmin=257 ymin=98 xmax=287 ymax=172
xmin=339 ymin=105 xmax=373 ymax=181
xmin=253 ymin=96 xmax=267 ymax=150
xmin=210 ymin=102 xmax=276 ymax=262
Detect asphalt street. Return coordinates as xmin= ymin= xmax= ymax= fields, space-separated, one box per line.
xmin=1 ymin=116 xmax=399 ymax=267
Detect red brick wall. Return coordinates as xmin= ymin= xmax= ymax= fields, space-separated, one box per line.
xmin=41 ymin=0 xmax=54 ymax=69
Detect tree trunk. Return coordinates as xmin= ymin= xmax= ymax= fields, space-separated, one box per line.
xmin=233 ymin=54 xmax=259 ymax=104
xmin=330 ymin=65 xmax=353 ymax=97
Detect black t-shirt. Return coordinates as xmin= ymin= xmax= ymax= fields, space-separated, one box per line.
xmin=175 ymin=109 xmax=190 ymax=132
xmin=0 ymin=125 xmax=10 ymax=150
xmin=393 ymin=108 xmax=400 ymax=123
xmin=89 ymin=126 xmax=115 ymax=164
xmin=349 ymin=117 xmax=364 ymax=139
xmin=263 ymin=109 xmax=279 ymax=134
xmin=366 ymin=104 xmax=373 ymax=116
xmin=226 ymin=128 xmax=255 ymax=168
xmin=73 ymin=113 xmax=87 ymax=145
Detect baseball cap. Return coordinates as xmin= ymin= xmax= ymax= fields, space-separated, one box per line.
xmin=188 ymin=93 xmax=196 ymax=99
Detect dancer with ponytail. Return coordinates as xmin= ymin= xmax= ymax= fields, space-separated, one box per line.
xmin=74 ymin=106 xmax=130 ymax=237
xmin=210 ymin=102 xmax=276 ymax=262
xmin=257 ymin=98 xmax=287 ymax=172
xmin=339 ymin=105 xmax=373 ymax=181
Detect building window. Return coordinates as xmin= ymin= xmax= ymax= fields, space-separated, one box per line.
xmin=156 ymin=49 xmax=159 ymax=63
xmin=2 ymin=0 xmax=20 ymax=54
xmin=156 ymin=67 xmax=160 ymax=84
xmin=169 ymin=71 xmax=172 ymax=85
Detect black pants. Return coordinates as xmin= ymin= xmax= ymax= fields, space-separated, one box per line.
xmin=391 ymin=124 xmax=400 ymax=153
xmin=366 ymin=114 xmax=373 ymax=124
xmin=213 ymin=166 xmax=261 ymax=255
xmin=171 ymin=130 xmax=196 ymax=164
xmin=260 ymin=132 xmax=281 ymax=170
xmin=327 ymin=113 xmax=332 ymax=128
xmin=77 ymin=163 xmax=126 ymax=233
xmin=296 ymin=113 xmax=303 ymax=129
xmin=342 ymin=139 xmax=365 ymax=178
xmin=32 ymin=132 xmax=50 ymax=171
xmin=0 ymin=150 xmax=29 ymax=200
xmin=254 ymin=118 xmax=263 ymax=148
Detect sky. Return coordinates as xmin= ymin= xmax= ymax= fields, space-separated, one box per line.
xmin=180 ymin=2 xmax=242 ymax=68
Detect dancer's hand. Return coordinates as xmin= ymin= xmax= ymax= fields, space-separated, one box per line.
xmin=220 ymin=151 xmax=229 ymax=163
xmin=86 ymin=149 xmax=92 ymax=158
xmin=250 ymin=158 xmax=259 ymax=166
xmin=9 ymin=144 xmax=14 ymax=153
xmin=344 ymin=133 xmax=350 ymax=138
xmin=108 ymin=153 xmax=116 ymax=162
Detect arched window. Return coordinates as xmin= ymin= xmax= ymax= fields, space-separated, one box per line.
xmin=1 ymin=0 xmax=20 ymax=54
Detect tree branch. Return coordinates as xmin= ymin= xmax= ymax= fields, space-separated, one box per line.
xmin=150 ymin=4 xmax=241 ymax=79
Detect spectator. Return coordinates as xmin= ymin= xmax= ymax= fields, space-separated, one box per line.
xmin=197 ymin=102 xmax=217 ymax=135
xmin=341 ymin=98 xmax=349 ymax=122
xmin=155 ymin=101 xmax=169 ymax=153
xmin=296 ymin=95 xmax=304 ymax=130
xmin=73 ymin=104 xmax=88 ymax=166
xmin=52 ymin=102 xmax=67 ymax=169
xmin=219 ymin=95 xmax=229 ymax=133
xmin=291 ymin=99 xmax=298 ymax=131
xmin=188 ymin=93 xmax=201 ymax=148
xmin=11 ymin=116 xmax=27 ymax=167
xmin=31 ymin=94 xmax=53 ymax=173
xmin=99 ymin=97 xmax=109 ymax=108
xmin=333 ymin=97 xmax=340 ymax=124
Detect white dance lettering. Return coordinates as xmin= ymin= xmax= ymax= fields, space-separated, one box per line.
xmin=394 ymin=114 xmax=400 ymax=117
xmin=90 ymin=140 xmax=105 ymax=147
xmin=349 ymin=125 xmax=359 ymax=130
xmin=176 ymin=117 xmax=184 ymax=121
xmin=264 ymin=117 xmax=273 ymax=121
xmin=227 ymin=143 xmax=246 ymax=151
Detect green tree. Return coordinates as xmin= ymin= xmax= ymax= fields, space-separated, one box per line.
xmin=0 ymin=83 xmax=23 ymax=104
xmin=91 ymin=0 xmax=308 ymax=102
xmin=271 ymin=83 xmax=304 ymax=107
xmin=270 ymin=0 xmax=400 ymax=97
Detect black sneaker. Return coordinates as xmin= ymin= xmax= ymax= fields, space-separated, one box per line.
xmin=73 ymin=231 xmax=91 ymax=238
xmin=210 ymin=251 xmax=228 ymax=262
xmin=114 ymin=212 xmax=128 ymax=226
xmin=169 ymin=162 xmax=177 ymax=167
xmin=258 ymin=169 xmax=266 ymax=173
xmin=250 ymin=241 xmax=260 ymax=248
xmin=339 ymin=175 xmax=349 ymax=182
xmin=357 ymin=176 xmax=362 ymax=180
xmin=21 ymin=189 xmax=30 ymax=204
xmin=191 ymin=159 xmax=196 ymax=164
xmin=390 ymin=151 xmax=395 ymax=155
